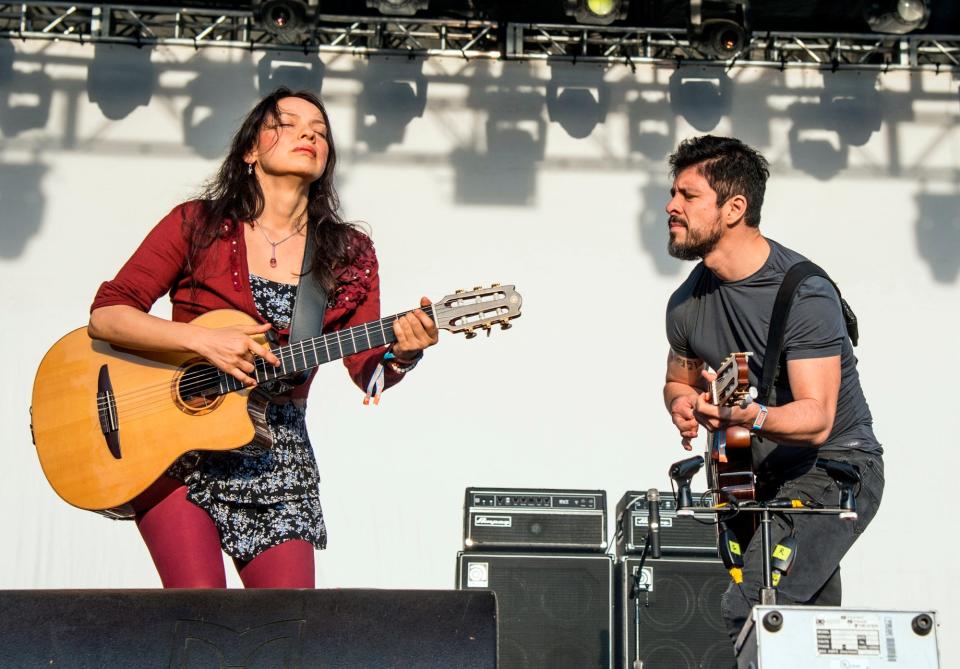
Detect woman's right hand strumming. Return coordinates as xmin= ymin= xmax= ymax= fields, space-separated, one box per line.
xmin=89 ymin=305 xmax=281 ymax=387
xmin=192 ymin=322 xmax=281 ymax=387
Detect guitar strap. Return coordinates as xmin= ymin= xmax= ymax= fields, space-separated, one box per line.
xmin=758 ymin=260 xmax=858 ymax=406
xmin=288 ymin=221 xmax=328 ymax=346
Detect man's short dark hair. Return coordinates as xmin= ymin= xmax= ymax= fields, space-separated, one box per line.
xmin=668 ymin=135 xmax=770 ymax=228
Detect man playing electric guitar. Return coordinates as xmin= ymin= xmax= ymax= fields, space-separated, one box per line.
xmin=660 ymin=136 xmax=884 ymax=646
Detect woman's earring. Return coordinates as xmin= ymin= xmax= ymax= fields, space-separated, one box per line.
xmin=247 ymin=163 xmax=253 ymax=175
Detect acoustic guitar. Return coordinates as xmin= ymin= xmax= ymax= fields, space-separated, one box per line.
xmin=704 ymin=352 xmax=758 ymax=539
xmin=31 ymin=285 xmax=522 ymax=514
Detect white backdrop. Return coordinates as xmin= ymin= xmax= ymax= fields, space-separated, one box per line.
xmin=2 ymin=40 xmax=959 ymax=663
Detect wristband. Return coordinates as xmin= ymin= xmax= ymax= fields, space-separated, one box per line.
xmin=384 ymin=347 xmax=422 ymax=373
xmin=751 ymin=403 xmax=768 ymax=432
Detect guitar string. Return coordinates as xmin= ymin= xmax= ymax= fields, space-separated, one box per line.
xmin=93 ymin=306 xmax=436 ymax=410
xmin=94 ymin=299 xmax=510 ymax=411
xmin=96 ymin=303 xmax=511 ymax=420
xmin=93 ymin=315 xmax=411 ymax=419
xmin=89 ymin=290 xmax=513 ymax=413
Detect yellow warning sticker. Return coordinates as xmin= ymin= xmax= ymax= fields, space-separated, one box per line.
xmin=773 ymin=545 xmax=793 ymax=560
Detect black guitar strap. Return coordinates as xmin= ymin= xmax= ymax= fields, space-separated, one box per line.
xmin=288 ymin=222 xmax=327 ymax=347
xmin=758 ymin=260 xmax=858 ymax=405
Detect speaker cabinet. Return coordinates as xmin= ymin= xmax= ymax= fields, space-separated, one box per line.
xmin=616 ymin=556 xmax=735 ymax=669
xmin=0 ymin=589 xmax=496 ymax=669
xmin=457 ymin=552 xmax=614 ymax=669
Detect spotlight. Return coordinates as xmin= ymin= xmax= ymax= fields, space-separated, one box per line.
xmin=690 ymin=1 xmax=749 ymax=60
xmin=254 ymin=0 xmax=313 ymax=43
xmin=866 ymin=0 xmax=930 ymax=34
xmin=366 ymin=0 xmax=429 ymax=16
xmin=563 ymin=0 xmax=629 ymax=26
xmin=700 ymin=19 xmax=746 ymax=57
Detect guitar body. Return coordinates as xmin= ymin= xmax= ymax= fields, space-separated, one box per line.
xmin=31 ymin=310 xmax=271 ymax=512
xmin=704 ymin=352 xmax=759 ymax=544
xmin=706 ymin=427 xmax=755 ymax=502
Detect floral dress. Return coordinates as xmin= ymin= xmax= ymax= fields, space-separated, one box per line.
xmin=170 ymin=274 xmax=327 ymax=562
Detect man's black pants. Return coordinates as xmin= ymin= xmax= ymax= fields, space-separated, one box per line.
xmin=719 ymin=445 xmax=885 ymax=643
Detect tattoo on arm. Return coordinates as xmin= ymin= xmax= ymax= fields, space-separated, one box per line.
xmin=668 ymin=349 xmax=703 ymax=371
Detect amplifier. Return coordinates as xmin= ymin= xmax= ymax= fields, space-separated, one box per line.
xmin=463 ymin=487 xmax=607 ymax=552
xmin=735 ymin=606 xmax=941 ymax=668
xmin=615 ymin=490 xmax=718 ymax=558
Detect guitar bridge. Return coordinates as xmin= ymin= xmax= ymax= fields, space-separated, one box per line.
xmin=96 ymin=364 xmax=122 ymax=459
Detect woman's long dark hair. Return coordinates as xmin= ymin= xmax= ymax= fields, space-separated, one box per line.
xmin=186 ymin=87 xmax=357 ymax=293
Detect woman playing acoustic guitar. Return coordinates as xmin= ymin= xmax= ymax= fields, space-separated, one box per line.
xmin=87 ymin=88 xmax=438 ymax=588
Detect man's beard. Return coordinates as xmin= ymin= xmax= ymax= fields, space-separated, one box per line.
xmin=667 ymin=217 xmax=723 ymax=261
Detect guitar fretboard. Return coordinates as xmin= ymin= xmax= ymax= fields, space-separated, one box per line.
xmin=215 ymin=305 xmax=436 ymax=394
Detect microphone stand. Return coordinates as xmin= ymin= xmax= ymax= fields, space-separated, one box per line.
xmin=630 ymin=533 xmax=654 ymax=669
xmin=758 ymin=506 xmax=776 ymax=605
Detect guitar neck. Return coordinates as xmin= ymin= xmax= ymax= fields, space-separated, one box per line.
xmin=218 ymin=305 xmax=435 ymax=394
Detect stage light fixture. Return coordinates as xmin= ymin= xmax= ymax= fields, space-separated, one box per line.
xmin=366 ymin=0 xmax=429 ymax=16
xmin=866 ymin=0 xmax=930 ymax=34
xmin=689 ymin=1 xmax=749 ymax=60
xmin=254 ymin=0 xmax=313 ymax=43
xmin=700 ymin=18 xmax=746 ymax=57
xmin=564 ymin=0 xmax=629 ymax=26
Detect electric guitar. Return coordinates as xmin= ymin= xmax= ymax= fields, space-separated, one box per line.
xmin=705 ymin=352 xmax=758 ymax=521
xmin=30 ymin=285 xmax=522 ymax=514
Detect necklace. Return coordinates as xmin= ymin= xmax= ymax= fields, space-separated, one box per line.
xmin=254 ymin=220 xmax=306 ymax=268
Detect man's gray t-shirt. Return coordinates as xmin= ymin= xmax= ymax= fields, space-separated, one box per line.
xmin=666 ymin=239 xmax=879 ymax=471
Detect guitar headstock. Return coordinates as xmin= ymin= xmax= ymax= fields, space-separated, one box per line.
xmin=434 ymin=284 xmax=523 ymax=338
xmin=709 ymin=352 xmax=755 ymax=407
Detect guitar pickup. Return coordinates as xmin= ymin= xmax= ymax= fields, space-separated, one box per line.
xmin=96 ymin=364 xmax=122 ymax=459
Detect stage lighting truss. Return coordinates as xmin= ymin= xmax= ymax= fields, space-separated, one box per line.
xmin=1 ymin=2 xmax=959 ymax=71
xmin=0 ymin=2 xmax=500 ymax=57
xmin=505 ymin=23 xmax=960 ymax=71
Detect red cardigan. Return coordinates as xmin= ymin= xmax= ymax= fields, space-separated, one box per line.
xmin=91 ymin=202 xmax=403 ymax=399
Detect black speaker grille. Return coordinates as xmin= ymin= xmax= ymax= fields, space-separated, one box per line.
xmin=617 ymin=557 xmax=734 ymax=669
xmin=458 ymin=553 xmax=613 ymax=669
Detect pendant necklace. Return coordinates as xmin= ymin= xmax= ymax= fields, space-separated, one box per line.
xmin=255 ymin=220 xmax=305 ymax=268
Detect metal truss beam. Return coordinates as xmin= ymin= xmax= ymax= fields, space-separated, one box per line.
xmin=2 ymin=2 xmax=959 ymax=71
xmin=509 ymin=23 xmax=960 ymax=72
xmin=0 ymin=3 xmax=501 ymax=57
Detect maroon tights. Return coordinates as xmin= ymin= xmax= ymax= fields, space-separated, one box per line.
xmin=133 ymin=477 xmax=315 ymax=588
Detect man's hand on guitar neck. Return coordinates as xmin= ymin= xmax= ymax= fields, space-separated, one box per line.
xmin=692 ymin=368 xmax=761 ymax=434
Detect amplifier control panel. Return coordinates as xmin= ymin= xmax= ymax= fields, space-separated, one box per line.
xmin=469 ymin=491 xmax=601 ymax=511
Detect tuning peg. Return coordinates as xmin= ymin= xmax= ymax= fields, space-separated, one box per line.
xmin=455 ymin=289 xmax=465 ymax=294
xmin=500 ymin=319 xmax=512 ymax=330
xmin=491 ymin=282 xmax=501 ymax=287
xmin=464 ymin=328 xmax=477 ymax=339
xmin=473 ymin=285 xmax=482 ymax=291
xmin=484 ymin=324 xmax=492 ymax=338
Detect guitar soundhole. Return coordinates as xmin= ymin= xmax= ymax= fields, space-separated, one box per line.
xmin=173 ymin=361 xmax=225 ymax=415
